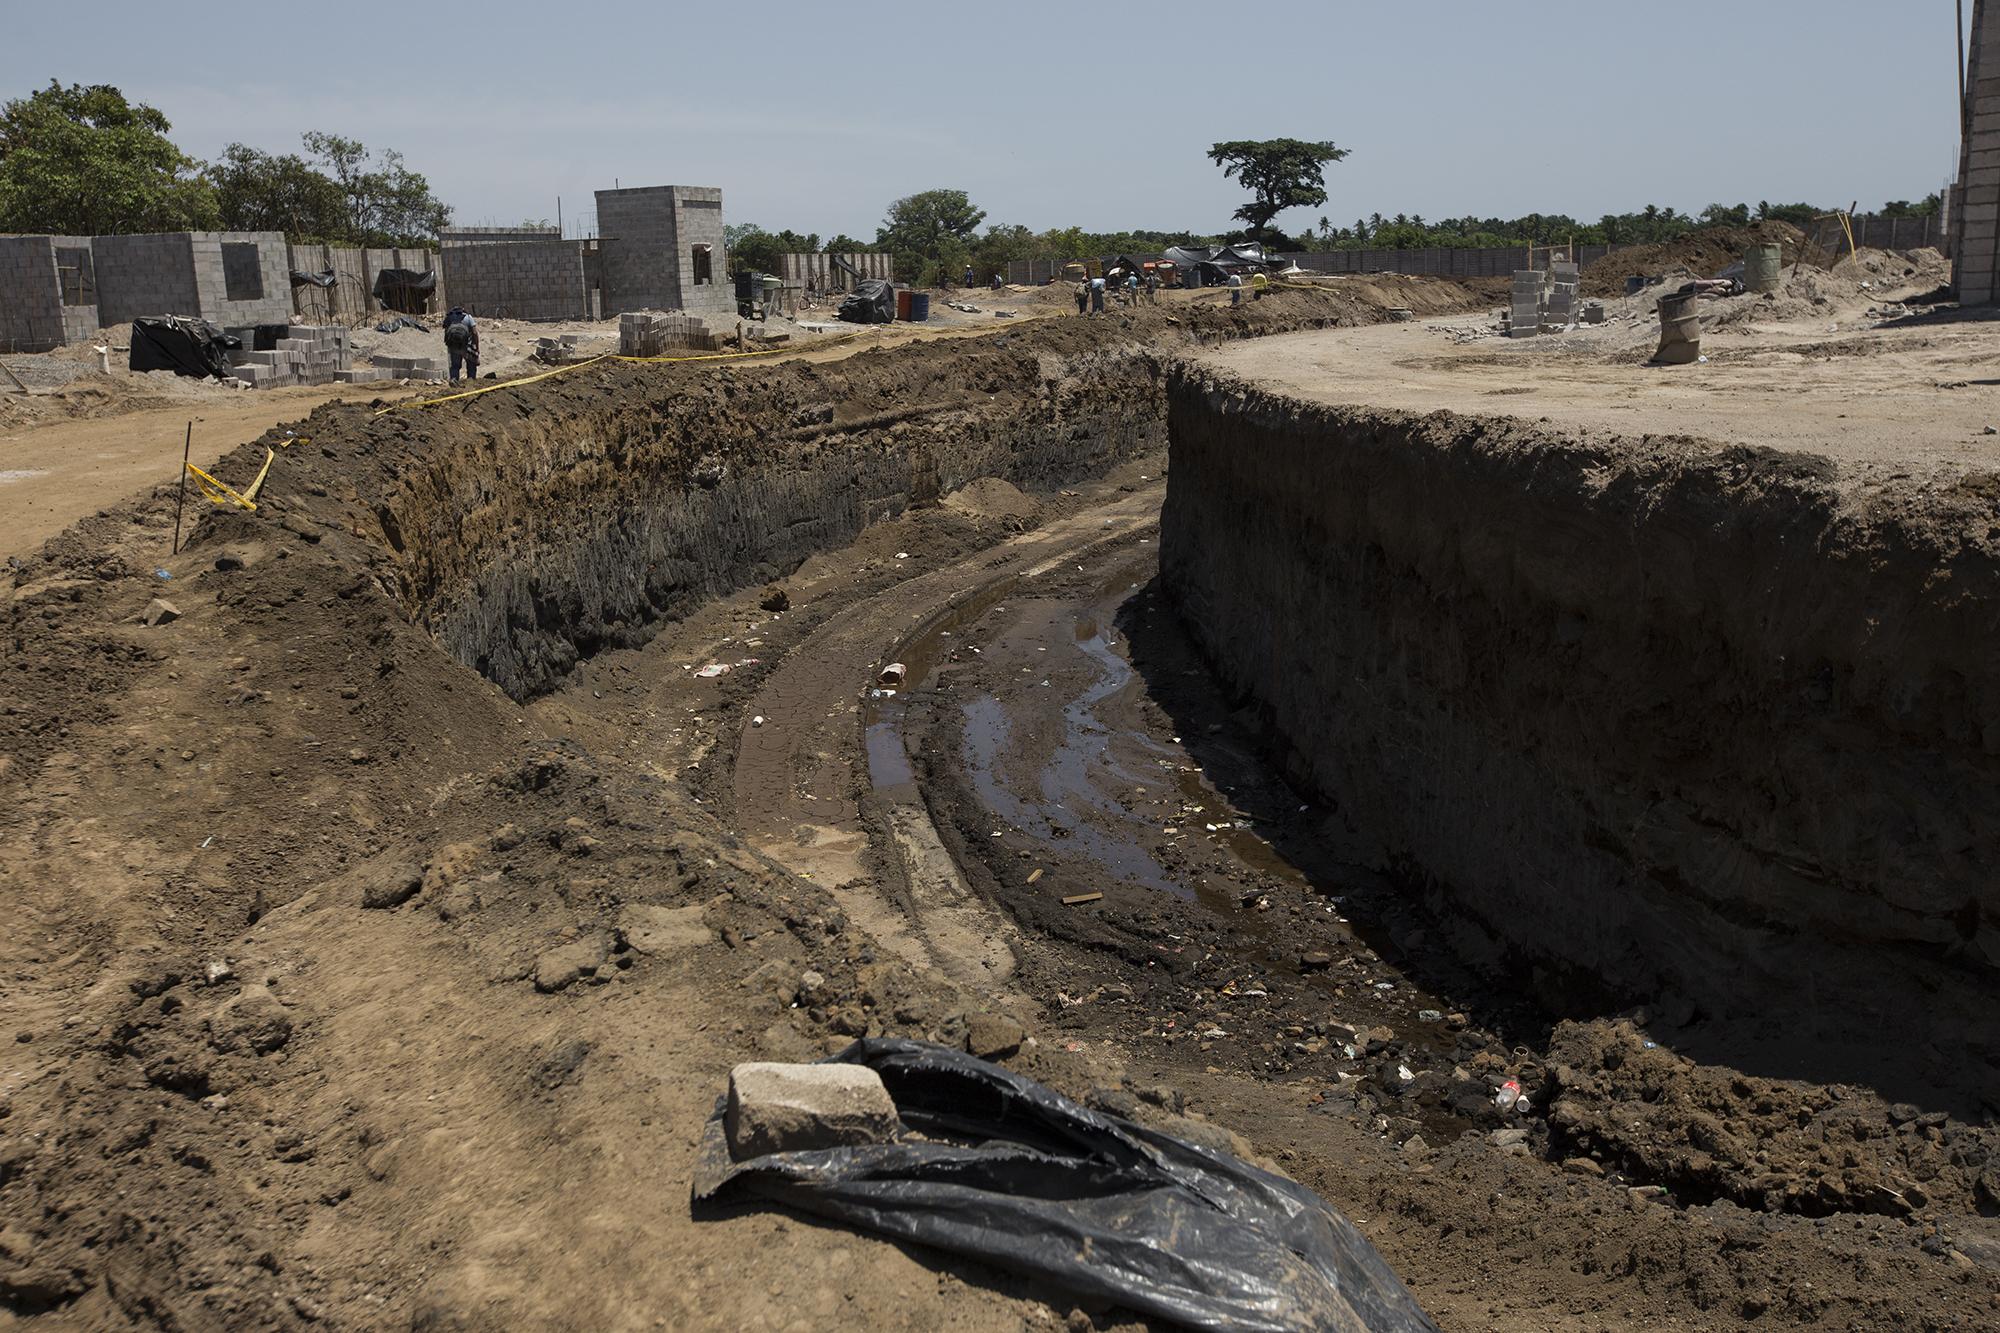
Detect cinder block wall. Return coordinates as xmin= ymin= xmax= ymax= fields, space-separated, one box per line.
xmin=439 ymin=226 xmax=560 ymax=248
xmin=189 ymin=232 xmax=293 ymax=327
xmin=669 ymin=186 xmax=734 ymax=319
xmin=438 ymin=240 xmax=589 ymax=320
xmin=595 ymin=185 xmax=734 ymax=318
xmin=1957 ymin=0 xmax=2000 ymax=304
xmin=0 ymin=235 xmax=65 ymax=352
xmin=55 ymin=236 xmax=100 ymax=344
xmin=92 ymin=233 xmax=199 ymax=326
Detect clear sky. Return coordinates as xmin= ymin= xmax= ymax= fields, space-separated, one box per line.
xmin=4 ymin=1 xmax=1971 ymax=239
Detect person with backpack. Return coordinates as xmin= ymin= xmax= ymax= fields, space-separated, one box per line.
xmin=442 ymin=306 xmax=480 ymax=384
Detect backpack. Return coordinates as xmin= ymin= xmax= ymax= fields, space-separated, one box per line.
xmin=444 ymin=319 xmax=472 ymax=350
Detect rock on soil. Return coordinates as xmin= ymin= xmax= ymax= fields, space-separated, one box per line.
xmin=618 ymin=904 xmax=713 ymax=955
xmin=724 ymin=1062 xmax=899 ymax=1158
xmin=359 ymin=863 xmax=423 ymax=910
xmin=533 ymin=931 xmax=614 ymax=992
xmin=963 ymin=1013 xmax=1024 ymax=1059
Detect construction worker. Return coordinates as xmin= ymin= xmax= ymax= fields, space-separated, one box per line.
xmin=1074 ymin=281 xmax=1089 ymax=316
xmin=1126 ymin=271 xmax=1140 ymax=306
xmin=963 ymin=263 xmax=976 ymax=288
xmin=1144 ymin=268 xmax=1161 ymax=304
xmin=1089 ymin=275 xmax=1106 ymax=315
xmin=1227 ymin=273 xmax=1244 ymax=307
xmin=442 ymin=305 xmax=480 ymax=383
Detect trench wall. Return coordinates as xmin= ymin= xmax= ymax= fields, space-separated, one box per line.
xmin=1160 ymin=368 xmax=2000 ymax=1057
xmin=379 ymin=344 xmax=1170 ymax=700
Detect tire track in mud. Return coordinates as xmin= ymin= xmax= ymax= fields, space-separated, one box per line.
xmin=730 ymin=484 xmax=1164 ymax=993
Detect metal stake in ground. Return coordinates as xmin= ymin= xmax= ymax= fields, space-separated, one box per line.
xmin=172 ymin=421 xmax=191 ymax=554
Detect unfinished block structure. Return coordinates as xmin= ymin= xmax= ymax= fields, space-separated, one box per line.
xmin=1958 ymin=0 xmax=2000 ymax=304
xmin=595 ymin=186 xmax=734 ymax=320
xmin=0 ymin=235 xmax=98 ymax=352
xmin=438 ymin=234 xmax=594 ymax=320
xmin=92 ymin=232 xmax=292 ymax=329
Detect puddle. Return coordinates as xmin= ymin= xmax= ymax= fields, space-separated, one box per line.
xmin=863 ymin=576 xmax=1020 ymax=792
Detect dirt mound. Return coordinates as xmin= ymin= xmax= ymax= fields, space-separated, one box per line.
xmin=1583 ymin=221 xmax=1806 ymax=296
xmin=941 ymin=477 xmax=1041 ymax=525
xmin=1545 ymin=1020 xmax=1999 ymax=1218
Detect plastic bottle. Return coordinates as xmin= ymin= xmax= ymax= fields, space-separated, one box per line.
xmin=1494 ymin=1078 xmax=1522 ymax=1111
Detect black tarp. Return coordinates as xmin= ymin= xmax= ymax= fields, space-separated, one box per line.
xmin=290 ymin=268 xmax=337 ymax=289
xmin=129 ymin=316 xmax=237 ymax=379
xmin=372 ymin=267 xmax=436 ymax=314
xmin=694 ymin=1039 xmax=1439 ymax=1333
xmin=837 ymin=278 xmax=896 ymax=324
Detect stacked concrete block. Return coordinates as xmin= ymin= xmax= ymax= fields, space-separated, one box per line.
xmin=619 ymin=310 xmax=717 ymax=355
xmin=1956 ymin=0 xmax=2000 ymax=304
xmin=1543 ymin=262 xmax=1580 ymax=329
xmin=226 ymin=324 xmax=360 ymax=389
xmin=371 ymin=354 xmax=443 ymax=379
xmin=1507 ymin=270 xmax=1547 ymax=338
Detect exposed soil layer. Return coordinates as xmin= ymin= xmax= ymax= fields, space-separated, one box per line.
xmin=1158 ymin=366 xmax=2000 ymax=1116
xmin=5 ymin=275 xmax=1998 ymax=1330
xmin=894 ymin=534 xmax=2000 ymax=1329
xmin=1581 ymin=221 xmax=1807 ymax=295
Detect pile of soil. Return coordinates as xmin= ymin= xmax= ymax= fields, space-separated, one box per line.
xmin=1582 ymin=221 xmax=1807 ymax=296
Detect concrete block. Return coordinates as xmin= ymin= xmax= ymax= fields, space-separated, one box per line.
xmin=724 ymin=1062 xmax=898 ymax=1159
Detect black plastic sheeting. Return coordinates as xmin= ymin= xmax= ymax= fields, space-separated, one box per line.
xmin=290 ymin=268 xmax=337 ymax=289
xmin=837 ymin=278 xmax=896 ymax=324
xmin=129 ymin=316 xmax=238 ymax=379
xmin=694 ymin=1039 xmax=1439 ymax=1333
xmin=372 ymin=267 xmax=437 ymax=314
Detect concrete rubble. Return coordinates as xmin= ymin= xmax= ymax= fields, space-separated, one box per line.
xmin=724 ymin=1062 xmax=900 ymax=1158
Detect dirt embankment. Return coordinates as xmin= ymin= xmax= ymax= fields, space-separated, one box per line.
xmin=1581 ymin=221 xmax=1806 ymax=295
xmin=1159 ymin=367 xmax=2000 ymax=1110
xmin=0 ymin=283 xmax=1491 ymax=1329
xmin=297 ymin=284 xmax=1460 ymax=702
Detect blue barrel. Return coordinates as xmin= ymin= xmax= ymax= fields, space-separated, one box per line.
xmin=907 ymin=292 xmax=930 ymax=321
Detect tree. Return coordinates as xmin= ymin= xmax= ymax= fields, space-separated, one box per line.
xmin=0 ymin=81 xmax=216 ymax=234
xmin=727 ymin=225 xmax=820 ymax=274
xmin=824 ymin=233 xmax=869 ymax=254
xmin=210 ymin=143 xmax=348 ymax=239
xmin=299 ymin=131 xmax=450 ymax=246
xmin=1206 ymin=139 xmax=1348 ymax=242
xmin=876 ymin=189 xmax=986 ymax=281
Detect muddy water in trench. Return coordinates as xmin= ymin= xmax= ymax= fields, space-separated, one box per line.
xmin=868 ymin=536 xmax=1499 ymax=1142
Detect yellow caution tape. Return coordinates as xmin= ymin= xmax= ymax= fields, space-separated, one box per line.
xmin=186 ymin=462 xmax=257 ymax=511
xmin=241 ymin=448 xmax=276 ymax=504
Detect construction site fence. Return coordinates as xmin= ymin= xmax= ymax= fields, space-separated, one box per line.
xmin=777 ymin=253 xmax=894 ymax=292
xmin=1801 ymin=213 xmax=1946 ymax=257
xmin=286 ymin=243 xmax=442 ymax=324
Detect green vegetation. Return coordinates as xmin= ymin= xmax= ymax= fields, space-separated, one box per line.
xmin=1207 ymin=139 xmax=1348 ymax=244
xmin=0 ymin=81 xmax=218 ymax=234
xmin=0 ymin=80 xmax=449 ymax=246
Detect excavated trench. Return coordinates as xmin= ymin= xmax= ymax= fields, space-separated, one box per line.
xmin=285 ymin=295 xmax=1995 ymax=1210
xmin=1160 ymin=365 xmax=2000 ymax=1110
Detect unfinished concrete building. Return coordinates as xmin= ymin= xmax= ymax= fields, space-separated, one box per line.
xmin=595 ymin=185 xmax=734 ymax=320
xmin=1957 ymin=0 xmax=2000 ymax=304
xmin=437 ymin=226 xmax=597 ymax=321
xmin=0 ymin=235 xmax=98 ymax=352
xmin=0 ymin=230 xmax=293 ymax=351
